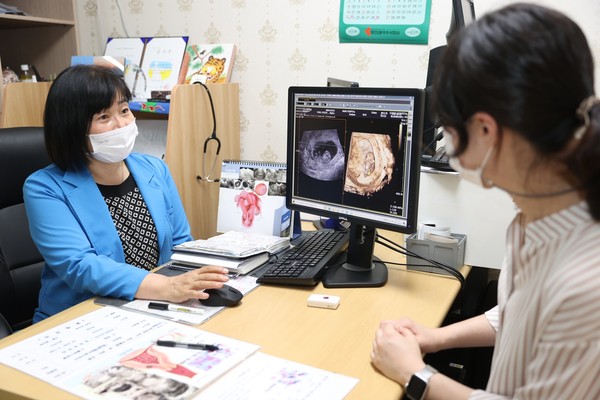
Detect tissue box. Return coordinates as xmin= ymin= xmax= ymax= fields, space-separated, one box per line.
xmin=405 ymin=233 xmax=466 ymax=275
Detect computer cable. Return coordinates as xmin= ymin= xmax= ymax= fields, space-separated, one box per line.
xmin=378 ymin=234 xmax=465 ymax=286
xmin=421 ymin=129 xmax=444 ymax=156
xmin=377 ymin=236 xmax=464 ymax=281
xmin=376 ymin=233 xmax=466 ymax=291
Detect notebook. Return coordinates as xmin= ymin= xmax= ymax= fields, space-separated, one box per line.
xmin=170 ymin=251 xmax=270 ymax=275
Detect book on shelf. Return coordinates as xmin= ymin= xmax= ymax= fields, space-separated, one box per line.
xmin=170 ymin=251 xmax=270 ymax=275
xmin=174 ymin=230 xmax=291 ymax=259
xmin=181 ymin=43 xmax=236 ymax=84
xmin=103 ymin=36 xmax=189 ymax=100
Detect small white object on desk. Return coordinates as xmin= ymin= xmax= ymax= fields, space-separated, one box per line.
xmin=307 ymin=294 xmax=340 ymax=310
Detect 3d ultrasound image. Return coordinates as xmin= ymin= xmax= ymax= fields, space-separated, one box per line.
xmin=344 ymin=132 xmax=395 ymax=196
xmin=297 ymin=129 xmax=345 ymax=181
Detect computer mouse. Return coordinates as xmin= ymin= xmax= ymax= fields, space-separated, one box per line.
xmin=200 ymin=285 xmax=243 ymax=307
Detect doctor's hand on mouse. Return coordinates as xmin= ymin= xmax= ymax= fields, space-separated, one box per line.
xmin=136 ymin=266 xmax=230 ymax=304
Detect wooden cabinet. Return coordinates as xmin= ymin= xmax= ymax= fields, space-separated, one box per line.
xmin=166 ymin=84 xmax=241 ymax=239
xmin=0 ymin=82 xmax=51 ymax=127
xmin=0 ymin=0 xmax=78 ymax=121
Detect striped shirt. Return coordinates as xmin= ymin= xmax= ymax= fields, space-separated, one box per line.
xmin=471 ymin=201 xmax=600 ymax=399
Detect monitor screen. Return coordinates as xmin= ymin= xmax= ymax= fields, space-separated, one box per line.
xmin=286 ymin=86 xmax=424 ymax=287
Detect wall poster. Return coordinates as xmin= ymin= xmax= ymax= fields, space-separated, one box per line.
xmin=339 ymin=0 xmax=432 ymax=44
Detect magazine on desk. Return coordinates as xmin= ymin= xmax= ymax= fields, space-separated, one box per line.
xmin=0 ymin=307 xmax=358 ymax=399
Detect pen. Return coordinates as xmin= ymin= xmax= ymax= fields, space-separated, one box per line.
xmin=155 ymin=340 xmax=219 ymax=351
xmin=148 ymin=302 xmax=205 ymax=315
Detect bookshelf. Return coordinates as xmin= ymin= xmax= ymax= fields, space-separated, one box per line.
xmin=0 ymin=0 xmax=78 ymax=122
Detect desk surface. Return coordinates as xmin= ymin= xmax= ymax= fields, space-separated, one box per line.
xmin=0 ymin=230 xmax=467 ymax=400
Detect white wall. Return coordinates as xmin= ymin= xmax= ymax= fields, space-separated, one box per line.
xmin=75 ymin=0 xmax=600 ymax=162
xmin=418 ymin=170 xmax=515 ymax=268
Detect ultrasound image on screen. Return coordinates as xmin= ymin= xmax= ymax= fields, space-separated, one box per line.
xmin=297 ymin=129 xmax=345 ymax=181
xmin=343 ymin=132 xmax=395 ymax=197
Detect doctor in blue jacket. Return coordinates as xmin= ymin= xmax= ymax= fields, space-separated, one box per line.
xmin=24 ymin=65 xmax=229 ymax=322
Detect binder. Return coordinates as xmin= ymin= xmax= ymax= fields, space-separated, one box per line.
xmin=170 ymin=251 xmax=270 ymax=275
xmin=217 ymin=160 xmax=291 ymax=237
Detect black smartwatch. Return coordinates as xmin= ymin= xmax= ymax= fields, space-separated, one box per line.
xmin=404 ymin=364 xmax=438 ymax=400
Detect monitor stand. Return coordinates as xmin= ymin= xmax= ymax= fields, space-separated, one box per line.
xmin=322 ymin=224 xmax=388 ymax=288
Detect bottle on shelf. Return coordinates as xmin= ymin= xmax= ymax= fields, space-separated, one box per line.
xmin=19 ymin=64 xmax=36 ymax=82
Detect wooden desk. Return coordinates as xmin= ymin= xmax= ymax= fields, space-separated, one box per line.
xmin=0 ymin=230 xmax=467 ymax=400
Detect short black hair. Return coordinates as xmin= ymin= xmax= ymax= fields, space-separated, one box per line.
xmin=44 ymin=64 xmax=132 ymax=171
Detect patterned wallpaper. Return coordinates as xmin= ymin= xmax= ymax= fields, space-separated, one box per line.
xmin=75 ymin=0 xmax=600 ymax=161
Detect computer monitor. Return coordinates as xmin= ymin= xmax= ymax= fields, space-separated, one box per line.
xmin=286 ymin=86 xmax=424 ymax=287
xmin=447 ymin=0 xmax=476 ymax=42
xmin=422 ymin=0 xmax=476 ymax=168
xmin=326 ymin=77 xmax=359 ymax=88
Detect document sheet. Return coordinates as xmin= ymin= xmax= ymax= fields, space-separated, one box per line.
xmin=0 ymin=307 xmax=358 ymax=399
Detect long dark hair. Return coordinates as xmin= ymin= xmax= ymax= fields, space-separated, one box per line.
xmin=44 ymin=64 xmax=132 ymax=171
xmin=431 ymin=3 xmax=600 ymax=219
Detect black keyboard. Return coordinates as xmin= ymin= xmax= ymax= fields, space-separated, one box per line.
xmin=257 ymin=230 xmax=349 ymax=286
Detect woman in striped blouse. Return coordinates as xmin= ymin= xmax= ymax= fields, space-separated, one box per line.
xmin=371 ymin=3 xmax=600 ymax=399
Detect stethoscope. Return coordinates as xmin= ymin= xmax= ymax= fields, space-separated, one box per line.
xmin=194 ymin=81 xmax=221 ymax=182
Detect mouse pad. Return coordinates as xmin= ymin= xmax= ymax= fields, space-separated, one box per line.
xmin=155 ymin=265 xmax=187 ymax=276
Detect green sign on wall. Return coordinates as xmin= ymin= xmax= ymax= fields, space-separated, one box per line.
xmin=339 ymin=0 xmax=432 ymax=45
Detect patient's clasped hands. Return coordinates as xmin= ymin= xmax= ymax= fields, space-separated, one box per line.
xmin=371 ymin=318 xmax=440 ymax=385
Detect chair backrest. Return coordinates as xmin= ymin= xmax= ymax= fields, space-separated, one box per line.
xmin=0 ymin=126 xmax=50 ymax=331
xmin=0 ymin=312 xmax=13 ymax=339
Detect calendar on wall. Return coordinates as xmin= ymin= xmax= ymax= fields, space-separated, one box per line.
xmin=339 ymin=0 xmax=432 ymax=44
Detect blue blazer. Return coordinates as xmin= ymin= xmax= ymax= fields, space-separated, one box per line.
xmin=24 ymin=153 xmax=193 ymax=322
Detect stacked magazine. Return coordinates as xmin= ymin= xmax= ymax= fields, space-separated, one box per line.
xmin=171 ymin=231 xmax=291 ymax=275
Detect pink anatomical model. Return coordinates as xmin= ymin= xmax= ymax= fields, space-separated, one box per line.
xmin=234 ymin=190 xmax=262 ymax=227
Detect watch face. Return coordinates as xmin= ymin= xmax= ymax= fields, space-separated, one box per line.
xmin=406 ymin=375 xmax=427 ymax=400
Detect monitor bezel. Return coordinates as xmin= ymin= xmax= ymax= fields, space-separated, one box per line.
xmin=286 ymin=86 xmax=425 ymax=235
xmin=448 ymin=0 xmax=476 ymax=40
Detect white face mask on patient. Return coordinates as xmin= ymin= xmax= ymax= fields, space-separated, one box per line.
xmin=88 ymin=120 xmax=138 ymax=163
xmin=444 ymin=130 xmax=494 ymax=188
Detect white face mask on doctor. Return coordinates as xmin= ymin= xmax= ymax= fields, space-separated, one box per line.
xmin=88 ymin=119 xmax=138 ymax=163
xmin=443 ymin=130 xmax=494 ymax=188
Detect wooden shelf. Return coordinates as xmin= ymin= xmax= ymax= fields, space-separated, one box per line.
xmin=0 ymin=1 xmax=78 ymax=121
xmin=0 ymin=14 xmax=75 ymax=29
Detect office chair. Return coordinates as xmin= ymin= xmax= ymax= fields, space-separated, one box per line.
xmin=0 ymin=312 xmax=13 ymax=339
xmin=0 ymin=126 xmax=50 ymax=331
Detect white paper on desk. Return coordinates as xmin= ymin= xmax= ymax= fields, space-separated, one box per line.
xmin=199 ymin=352 xmax=359 ymax=400
xmin=0 ymin=307 xmax=260 ymax=400
xmin=123 ymin=274 xmax=259 ymax=325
